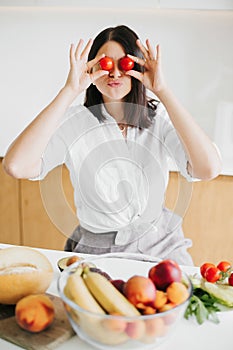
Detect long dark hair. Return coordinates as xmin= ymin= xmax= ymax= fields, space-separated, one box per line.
xmin=84 ymin=25 xmax=159 ymax=128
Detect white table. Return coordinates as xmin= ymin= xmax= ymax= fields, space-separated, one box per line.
xmin=0 ymin=243 xmax=232 ymax=350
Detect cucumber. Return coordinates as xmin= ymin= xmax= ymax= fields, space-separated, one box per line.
xmin=201 ymin=279 xmax=233 ymax=307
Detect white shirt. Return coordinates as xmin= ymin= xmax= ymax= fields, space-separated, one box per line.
xmin=31 ymin=103 xmax=195 ymax=236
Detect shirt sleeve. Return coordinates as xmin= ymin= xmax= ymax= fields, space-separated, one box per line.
xmin=29 ymin=131 xmax=67 ymax=181
xmin=164 ymin=128 xmax=197 ymax=182
xmin=29 ymin=105 xmax=82 ymax=181
xmin=156 ymin=103 xmax=199 ymax=182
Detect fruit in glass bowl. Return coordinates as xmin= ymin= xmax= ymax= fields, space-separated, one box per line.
xmin=58 ymin=253 xmax=192 ymax=350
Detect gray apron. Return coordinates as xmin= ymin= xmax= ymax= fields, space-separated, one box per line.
xmin=64 ymin=208 xmax=193 ymax=266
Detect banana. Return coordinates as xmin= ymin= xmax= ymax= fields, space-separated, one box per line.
xmin=83 ymin=270 xmax=141 ymax=317
xmin=64 ymin=270 xmax=105 ymax=314
xmin=64 ymin=270 xmax=129 ymax=345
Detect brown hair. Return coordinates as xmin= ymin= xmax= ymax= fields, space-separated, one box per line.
xmin=84 ymin=25 xmax=159 ymax=128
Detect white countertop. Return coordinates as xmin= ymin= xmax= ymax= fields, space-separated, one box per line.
xmin=0 ymin=243 xmax=232 ymax=350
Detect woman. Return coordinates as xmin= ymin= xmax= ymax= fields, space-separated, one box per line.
xmin=3 ymin=25 xmax=221 ymax=265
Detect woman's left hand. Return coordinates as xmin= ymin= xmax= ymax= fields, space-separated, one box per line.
xmin=126 ymin=39 xmax=167 ymax=95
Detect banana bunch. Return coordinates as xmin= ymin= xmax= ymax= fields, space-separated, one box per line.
xmin=84 ymin=270 xmax=141 ymax=316
xmin=64 ymin=267 xmax=141 ymax=345
xmin=64 ymin=271 xmax=105 ymax=313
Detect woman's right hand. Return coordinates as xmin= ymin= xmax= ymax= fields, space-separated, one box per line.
xmin=64 ymin=39 xmax=108 ymax=97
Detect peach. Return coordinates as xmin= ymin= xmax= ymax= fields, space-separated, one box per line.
xmin=15 ymin=294 xmax=55 ymax=333
xmin=124 ymin=275 xmax=156 ymax=307
xmin=166 ymin=282 xmax=189 ymax=304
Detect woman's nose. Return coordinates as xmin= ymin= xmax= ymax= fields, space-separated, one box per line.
xmin=109 ymin=63 xmax=122 ymax=78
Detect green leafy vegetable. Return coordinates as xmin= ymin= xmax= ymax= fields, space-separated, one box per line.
xmin=185 ymin=287 xmax=220 ymax=324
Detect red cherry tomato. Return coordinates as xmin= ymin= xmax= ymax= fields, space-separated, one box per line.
xmin=99 ymin=57 xmax=114 ymax=71
xmin=200 ymin=263 xmax=215 ymax=278
xmin=217 ymin=261 xmax=232 ymax=272
xmin=229 ymin=273 xmax=233 ymax=286
xmin=119 ymin=56 xmax=135 ymax=71
xmin=205 ymin=266 xmax=221 ymax=283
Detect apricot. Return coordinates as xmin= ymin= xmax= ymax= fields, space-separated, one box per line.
xmin=66 ymin=255 xmax=81 ymax=266
xmin=140 ymin=305 xmax=156 ymax=315
xmin=15 ymin=294 xmax=55 ymax=333
xmin=158 ymin=302 xmax=176 ymax=313
xmin=166 ymin=282 xmax=189 ymax=304
xmin=152 ymin=290 xmax=168 ymax=309
xmin=123 ymin=275 xmax=156 ymax=307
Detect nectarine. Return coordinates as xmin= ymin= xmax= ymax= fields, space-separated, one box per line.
xmin=123 ymin=275 xmax=156 ymax=307
xmin=149 ymin=259 xmax=182 ymax=291
xmin=15 ymin=294 xmax=55 ymax=333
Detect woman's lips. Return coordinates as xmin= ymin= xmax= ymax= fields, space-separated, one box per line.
xmin=107 ymin=81 xmax=122 ymax=87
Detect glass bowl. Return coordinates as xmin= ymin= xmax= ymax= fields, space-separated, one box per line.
xmin=57 ymin=253 xmax=192 ymax=350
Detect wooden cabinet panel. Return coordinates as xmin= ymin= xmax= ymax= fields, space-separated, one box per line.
xmin=183 ymin=175 xmax=233 ymax=266
xmin=166 ymin=173 xmax=233 ymax=266
xmin=0 ymin=159 xmax=20 ymax=244
xmin=20 ymin=165 xmax=78 ymax=250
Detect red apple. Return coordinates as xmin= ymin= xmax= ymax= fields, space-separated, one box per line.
xmin=148 ymin=259 xmax=182 ymax=291
xmin=123 ymin=275 xmax=156 ymax=307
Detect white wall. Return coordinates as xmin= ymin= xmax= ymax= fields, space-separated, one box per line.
xmin=0 ymin=6 xmax=233 ymax=173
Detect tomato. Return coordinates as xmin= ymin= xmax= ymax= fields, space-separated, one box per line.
xmin=119 ymin=56 xmax=135 ymax=71
xmin=229 ymin=273 xmax=233 ymax=286
xmin=200 ymin=263 xmax=215 ymax=278
xmin=217 ymin=261 xmax=232 ymax=272
xmin=205 ymin=266 xmax=221 ymax=283
xmin=99 ymin=57 xmax=114 ymax=71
